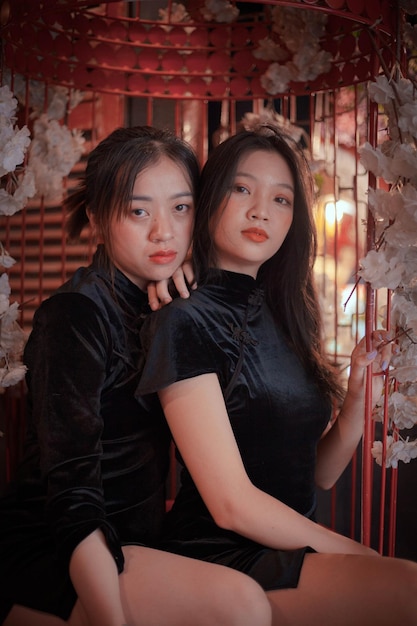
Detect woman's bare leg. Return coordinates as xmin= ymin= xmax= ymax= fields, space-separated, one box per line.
xmin=267 ymin=552 xmax=417 ymax=626
xmin=119 ymin=545 xmax=272 ymax=626
xmin=4 ymin=546 xmax=272 ymax=626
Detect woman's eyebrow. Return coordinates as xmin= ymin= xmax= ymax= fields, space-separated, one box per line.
xmin=130 ymin=191 xmax=194 ymax=201
xmin=235 ymin=170 xmax=294 ymax=192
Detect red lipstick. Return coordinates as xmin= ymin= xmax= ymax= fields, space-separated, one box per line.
xmin=149 ymin=250 xmax=177 ymax=264
xmin=241 ymin=227 xmax=268 ymax=243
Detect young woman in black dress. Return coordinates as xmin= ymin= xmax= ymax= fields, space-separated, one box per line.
xmin=0 ymin=126 xmax=272 ymax=626
xmin=138 ymin=125 xmax=417 ymax=626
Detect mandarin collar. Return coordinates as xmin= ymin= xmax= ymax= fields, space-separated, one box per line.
xmin=92 ymin=244 xmax=149 ymax=312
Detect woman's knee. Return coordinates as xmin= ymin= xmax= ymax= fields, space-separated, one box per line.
xmin=224 ymin=574 xmax=271 ymax=626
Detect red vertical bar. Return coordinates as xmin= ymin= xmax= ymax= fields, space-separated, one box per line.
xmin=174 ymin=99 xmax=181 ymax=136
xmin=378 ymin=369 xmax=390 ymax=553
xmin=146 ymin=98 xmax=153 ymax=126
xmin=384 ymin=290 xmax=397 ymax=557
xmin=350 ymin=451 xmax=357 ymax=538
xmin=361 ymin=92 xmax=379 ymax=546
xmin=201 ymin=100 xmax=208 ymax=164
xmin=388 ymin=463 xmax=398 ymax=556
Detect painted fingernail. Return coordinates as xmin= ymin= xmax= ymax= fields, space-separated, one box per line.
xmin=381 ymin=360 xmax=389 ymax=370
xmin=367 ymin=350 xmax=378 ymax=359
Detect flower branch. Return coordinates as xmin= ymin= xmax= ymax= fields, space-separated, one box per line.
xmin=0 ymin=80 xmax=85 ymax=389
xmin=358 ymin=11 xmax=417 ymax=467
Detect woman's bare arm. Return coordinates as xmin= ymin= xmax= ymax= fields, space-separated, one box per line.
xmin=159 ymin=373 xmax=378 ymax=557
xmin=315 ymin=330 xmax=393 ymax=489
xmin=69 ymin=529 xmax=127 ymax=626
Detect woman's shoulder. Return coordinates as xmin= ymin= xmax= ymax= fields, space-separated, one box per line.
xmin=150 ymin=285 xmax=222 ymax=328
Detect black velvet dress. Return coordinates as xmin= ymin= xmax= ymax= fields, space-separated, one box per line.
xmin=0 ymin=246 xmax=170 ymax=621
xmin=138 ymin=269 xmax=332 ymax=591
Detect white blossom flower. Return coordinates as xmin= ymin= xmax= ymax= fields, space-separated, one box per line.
xmin=389 ymin=143 xmax=417 ymax=179
xmin=368 ymin=75 xmax=396 ymax=105
xmin=0 ymin=85 xmax=31 ymax=178
xmin=29 ymin=115 xmax=85 ymax=200
xmin=0 ymin=323 xmax=26 ymax=356
xmin=374 ymin=390 xmax=417 ymax=429
xmin=384 ymin=201 xmax=417 ymax=247
xmin=159 ymin=3 xmax=190 ymax=23
xmin=0 ymin=168 xmax=36 ymax=216
xmin=253 ymin=38 xmax=289 ymax=62
xmin=0 ymin=82 xmax=83 ymax=390
xmin=260 ymin=63 xmax=293 ymax=95
xmin=391 ymin=291 xmax=417 ymax=337
xmin=271 ymin=6 xmax=327 ymax=53
xmin=252 ymin=6 xmax=331 ymax=95
xmin=398 ymin=102 xmax=417 ymax=138
xmin=0 ymin=84 xmax=18 ymax=118
xmin=359 ymin=142 xmax=397 ymax=183
xmin=3 ymin=75 xmax=83 ymax=121
xmin=293 ymin=47 xmax=332 ymax=82
xmin=0 ymin=245 xmax=16 ymax=269
xmin=371 ymin=436 xmax=417 ymax=468
xmin=390 ymin=340 xmax=417 ymax=383
xmin=363 ymin=76 xmax=417 ymax=428
xmin=401 ymin=182 xmax=417 ymax=219
xmin=0 ymin=364 xmax=27 ymax=388
xmin=0 ymin=125 xmax=31 ymax=177
xmin=0 ymin=269 xmax=27 ymax=387
xmin=0 ymin=293 xmax=10 ymax=316
xmin=367 ymin=188 xmax=402 ymax=238
xmin=201 ymin=0 xmax=239 ymax=23
xmin=239 ymin=108 xmax=307 ymax=146
xmin=1 ymin=299 xmax=21 ymax=326
xmin=0 ymin=273 xmax=11 ymax=298
xmin=358 ymin=246 xmax=406 ymax=290
xmin=399 ymin=250 xmax=417 ymax=289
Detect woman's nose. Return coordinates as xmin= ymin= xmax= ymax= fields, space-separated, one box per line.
xmin=150 ymin=216 xmax=174 ymax=242
xmin=248 ymin=197 xmax=269 ymax=221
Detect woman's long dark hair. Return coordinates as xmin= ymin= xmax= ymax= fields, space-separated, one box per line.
xmin=193 ymin=125 xmax=344 ymax=403
xmin=64 ymin=125 xmax=200 ymax=260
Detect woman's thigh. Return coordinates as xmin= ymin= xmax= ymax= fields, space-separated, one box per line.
xmin=119 ymin=545 xmax=271 ymax=626
xmin=5 ymin=546 xmax=271 ymax=626
xmin=267 ymin=552 xmax=417 ymax=626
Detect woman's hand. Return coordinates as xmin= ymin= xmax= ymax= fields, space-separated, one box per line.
xmin=316 ymin=329 xmax=396 ymax=489
xmin=147 ymin=260 xmax=196 ymax=311
xmin=347 ymin=329 xmax=395 ymax=406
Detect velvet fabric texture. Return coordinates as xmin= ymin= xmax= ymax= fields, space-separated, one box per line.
xmin=0 ymin=246 xmax=170 ymax=621
xmin=138 ymin=269 xmax=331 ymax=590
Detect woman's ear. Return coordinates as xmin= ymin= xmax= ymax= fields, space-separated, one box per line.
xmin=86 ymin=208 xmax=94 ymax=228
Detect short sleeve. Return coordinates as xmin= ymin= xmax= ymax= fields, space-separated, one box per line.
xmin=138 ymin=302 xmax=219 ymax=396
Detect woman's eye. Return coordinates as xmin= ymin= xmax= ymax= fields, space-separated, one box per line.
xmin=233 ymin=184 xmax=249 ymax=194
xmin=131 ymin=208 xmax=147 ymax=217
xmin=174 ymin=203 xmax=189 ymax=214
xmin=275 ymin=196 xmax=292 ymax=207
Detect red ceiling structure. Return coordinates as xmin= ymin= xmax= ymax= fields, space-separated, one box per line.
xmin=3 ymin=0 xmax=400 ymax=99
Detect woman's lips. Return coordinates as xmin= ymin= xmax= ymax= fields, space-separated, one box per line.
xmin=241 ymin=227 xmax=269 ymax=243
xmin=149 ymin=250 xmax=177 ymax=264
